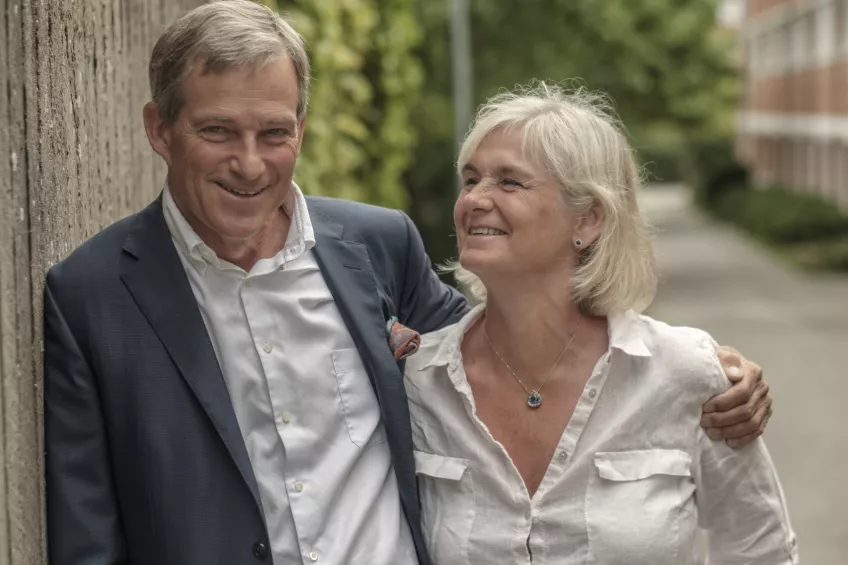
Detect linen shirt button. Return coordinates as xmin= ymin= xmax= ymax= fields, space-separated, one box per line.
xmin=263 ymin=343 xmax=273 ymax=354
xmin=281 ymin=413 xmax=292 ymax=424
xmin=558 ymin=450 xmax=568 ymax=460
xmin=588 ymin=388 xmax=597 ymax=399
xmin=294 ymin=481 xmax=304 ymax=493
xmin=309 ymin=551 xmax=319 ymax=561
xmin=252 ymin=542 xmax=268 ymax=560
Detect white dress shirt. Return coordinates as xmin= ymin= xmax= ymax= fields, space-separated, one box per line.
xmin=403 ymin=304 xmax=799 ymax=565
xmin=162 ymin=186 xmax=417 ymax=565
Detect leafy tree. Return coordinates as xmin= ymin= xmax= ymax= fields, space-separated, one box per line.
xmin=406 ymin=0 xmax=739 ymax=268
xmin=266 ymin=0 xmax=423 ymax=209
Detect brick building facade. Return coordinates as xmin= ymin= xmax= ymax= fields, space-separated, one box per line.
xmin=736 ymin=0 xmax=848 ymax=209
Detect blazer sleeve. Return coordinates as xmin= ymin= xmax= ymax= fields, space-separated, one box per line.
xmin=395 ymin=210 xmax=468 ymax=334
xmin=44 ymin=272 xmax=127 ymax=565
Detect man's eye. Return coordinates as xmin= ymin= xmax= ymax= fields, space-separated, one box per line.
xmin=202 ymin=126 xmax=228 ymax=135
xmin=502 ymin=178 xmax=523 ymax=188
xmin=265 ymin=128 xmax=290 ymax=136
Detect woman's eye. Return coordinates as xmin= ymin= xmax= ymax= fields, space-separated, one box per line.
xmin=463 ymin=178 xmax=479 ymax=188
xmin=502 ymin=178 xmax=523 ymax=188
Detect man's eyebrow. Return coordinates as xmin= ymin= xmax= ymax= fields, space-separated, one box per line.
xmin=260 ymin=117 xmax=297 ymax=128
xmin=196 ymin=115 xmax=235 ymax=123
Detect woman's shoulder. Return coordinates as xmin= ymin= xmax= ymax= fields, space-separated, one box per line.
xmin=625 ymin=312 xmax=730 ymax=399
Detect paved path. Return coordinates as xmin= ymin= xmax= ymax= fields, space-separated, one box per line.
xmin=640 ymin=184 xmax=848 ymax=564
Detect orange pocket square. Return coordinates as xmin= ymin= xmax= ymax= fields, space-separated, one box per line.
xmin=387 ymin=316 xmax=421 ymax=361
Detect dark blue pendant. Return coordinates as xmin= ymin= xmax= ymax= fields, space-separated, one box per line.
xmin=527 ymin=391 xmax=543 ymax=409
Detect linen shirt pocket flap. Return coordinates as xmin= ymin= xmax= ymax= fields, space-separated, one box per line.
xmin=593 ymin=449 xmax=692 ymax=482
xmin=414 ymin=450 xmax=468 ymax=481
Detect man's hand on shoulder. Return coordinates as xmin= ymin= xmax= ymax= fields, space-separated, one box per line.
xmin=700 ymin=346 xmax=773 ymax=449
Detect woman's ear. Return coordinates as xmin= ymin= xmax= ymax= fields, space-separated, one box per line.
xmin=574 ymin=202 xmax=605 ymax=247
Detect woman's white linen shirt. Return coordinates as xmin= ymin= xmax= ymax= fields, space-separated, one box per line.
xmin=403 ymin=305 xmax=799 ymax=565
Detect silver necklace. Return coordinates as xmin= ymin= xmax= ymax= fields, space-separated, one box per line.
xmin=484 ymin=314 xmax=584 ymax=409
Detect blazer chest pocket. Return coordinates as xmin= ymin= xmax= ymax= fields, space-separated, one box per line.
xmin=331 ymin=349 xmax=386 ymax=447
xmin=415 ymin=451 xmax=475 ymax=565
xmin=586 ymin=449 xmax=693 ymax=565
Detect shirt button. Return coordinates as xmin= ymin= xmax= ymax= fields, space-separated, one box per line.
xmin=588 ymin=389 xmax=597 ymax=399
xmin=252 ymin=542 xmax=268 ymax=560
xmin=294 ymin=481 xmax=304 ymax=493
xmin=263 ymin=343 xmax=273 ymax=354
xmin=558 ymin=450 xmax=568 ymax=460
xmin=309 ymin=552 xmax=319 ymax=561
xmin=281 ymin=413 xmax=292 ymax=424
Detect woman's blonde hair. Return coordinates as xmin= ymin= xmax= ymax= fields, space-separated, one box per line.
xmin=448 ymin=81 xmax=657 ymax=315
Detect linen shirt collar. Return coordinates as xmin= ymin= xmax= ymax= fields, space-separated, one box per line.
xmin=162 ymin=182 xmax=316 ymax=275
xmin=420 ymin=303 xmax=652 ymax=371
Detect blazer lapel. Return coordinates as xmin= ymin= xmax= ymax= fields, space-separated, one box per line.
xmin=309 ymin=206 xmax=421 ymax=522
xmin=119 ymin=197 xmax=262 ymax=509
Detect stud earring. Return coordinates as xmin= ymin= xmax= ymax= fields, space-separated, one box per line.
xmin=574 ymin=238 xmax=583 ymax=248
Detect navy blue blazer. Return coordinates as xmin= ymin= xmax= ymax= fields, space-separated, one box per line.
xmin=44 ymin=194 xmax=468 ymax=565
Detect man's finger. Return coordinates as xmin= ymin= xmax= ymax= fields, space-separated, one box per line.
xmin=712 ymin=396 xmax=772 ymax=440
xmin=727 ymin=430 xmax=760 ymax=449
xmin=726 ymin=402 xmax=771 ymax=448
xmin=716 ymin=346 xmax=744 ymax=383
xmin=701 ymin=380 xmax=767 ymax=428
xmin=703 ymin=378 xmax=755 ymax=414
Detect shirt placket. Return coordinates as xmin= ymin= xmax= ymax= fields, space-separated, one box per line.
xmin=446 ymin=355 xmax=538 ymax=564
xmin=528 ymin=350 xmax=614 ymax=563
xmin=241 ymin=271 xmax=315 ymax=564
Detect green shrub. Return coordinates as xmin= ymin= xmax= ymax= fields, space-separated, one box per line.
xmin=687 ymin=138 xmax=750 ymax=206
xmin=712 ymin=187 xmax=848 ymax=244
xmin=787 ymin=238 xmax=848 ymax=271
xmin=638 ymin=146 xmax=683 ymax=183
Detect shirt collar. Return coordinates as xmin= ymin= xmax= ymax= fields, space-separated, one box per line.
xmin=420 ymin=304 xmax=652 ymax=371
xmin=162 ymin=182 xmax=315 ymax=275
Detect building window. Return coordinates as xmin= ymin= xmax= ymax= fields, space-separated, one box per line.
xmin=790 ymin=17 xmax=807 ymax=70
xmin=842 ymin=0 xmax=848 ymax=47
xmin=815 ymin=5 xmax=835 ymax=65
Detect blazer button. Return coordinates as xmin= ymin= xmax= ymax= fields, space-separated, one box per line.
xmin=252 ymin=542 xmax=269 ymax=560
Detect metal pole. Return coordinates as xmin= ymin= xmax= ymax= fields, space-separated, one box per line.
xmin=450 ymin=0 xmax=473 ymax=191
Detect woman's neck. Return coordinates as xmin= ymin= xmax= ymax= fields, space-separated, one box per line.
xmin=481 ymin=281 xmax=585 ymax=385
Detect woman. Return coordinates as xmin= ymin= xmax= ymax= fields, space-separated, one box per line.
xmin=403 ymin=83 xmax=798 ymax=564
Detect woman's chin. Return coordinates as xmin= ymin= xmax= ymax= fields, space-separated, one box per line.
xmin=459 ymin=250 xmax=504 ymax=275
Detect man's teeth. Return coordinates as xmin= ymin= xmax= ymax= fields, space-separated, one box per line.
xmin=221 ymin=183 xmax=262 ymax=197
xmin=469 ymin=227 xmax=507 ymax=236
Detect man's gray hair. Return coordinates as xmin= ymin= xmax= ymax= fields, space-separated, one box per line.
xmin=449 ymin=81 xmax=657 ymax=316
xmin=149 ymin=0 xmax=310 ymax=123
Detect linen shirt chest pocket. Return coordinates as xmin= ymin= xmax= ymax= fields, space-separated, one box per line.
xmin=331 ymin=348 xmax=386 ymax=447
xmin=585 ymin=449 xmax=693 ymax=565
xmin=414 ymin=450 xmax=475 ymax=565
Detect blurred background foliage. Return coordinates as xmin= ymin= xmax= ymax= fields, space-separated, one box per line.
xmin=265 ymin=0 xmax=740 ymax=270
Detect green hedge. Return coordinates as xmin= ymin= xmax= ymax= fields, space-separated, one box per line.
xmin=706 ymin=186 xmax=848 ymax=272
xmin=711 ymin=187 xmax=848 ymax=244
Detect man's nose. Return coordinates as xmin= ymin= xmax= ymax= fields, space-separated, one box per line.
xmin=231 ymin=138 xmax=265 ymax=180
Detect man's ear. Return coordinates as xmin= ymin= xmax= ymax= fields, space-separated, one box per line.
xmin=574 ymin=202 xmax=605 ymax=246
xmin=295 ymin=118 xmax=307 ymax=154
xmin=143 ymin=102 xmax=173 ymax=165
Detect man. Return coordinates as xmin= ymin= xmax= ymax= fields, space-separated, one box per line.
xmin=44 ymin=2 xmax=772 ymax=564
